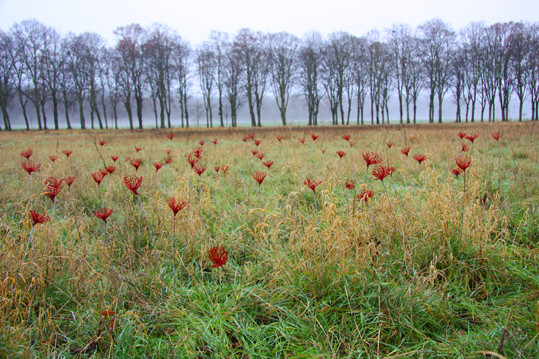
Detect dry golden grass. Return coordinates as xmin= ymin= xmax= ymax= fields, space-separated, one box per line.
xmin=0 ymin=121 xmax=537 ymax=357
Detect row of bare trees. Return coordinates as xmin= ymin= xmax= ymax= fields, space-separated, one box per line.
xmin=1 ymin=19 xmax=538 ymax=130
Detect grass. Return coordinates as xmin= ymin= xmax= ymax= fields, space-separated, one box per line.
xmin=0 ymin=121 xmax=537 ymax=358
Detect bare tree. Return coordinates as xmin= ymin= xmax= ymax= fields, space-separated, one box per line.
xmin=481 ymin=22 xmax=515 ymax=122
xmin=224 ymin=41 xmax=243 ymax=127
xmin=196 ymin=43 xmax=216 ymax=127
xmin=350 ymin=36 xmax=369 ymax=124
xmin=233 ymin=29 xmax=257 ymax=126
xmin=103 ymin=49 xmax=121 ymax=129
xmin=407 ymin=36 xmax=425 ymax=123
xmin=97 ymin=52 xmax=110 ymax=129
xmin=12 ymin=42 xmax=31 ymax=130
xmin=298 ymin=32 xmax=323 ymax=126
xmin=209 ymin=31 xmax=228 ymax=127
xmin=82 ymin=33 xmax=105 ymax=129
xmin=367 ymin=38 xmax=392 ymax=124
xmin=59 ymin=36 xmax=74 ymax=129
xmin=40 ymin=27 xmax=64 ymax=129
xmin=11 ymin=19 xmax=50 ymax=129
xmin=252 ymin=35 xmax=270 ymax=127
xmin=508 ymin=22 xmax=530 ymax=121
xmin=114 ymin=24 xmax=146 ymax=129
xmin=380 ymin=53 xmax=393 ymax=124
xmin=386 ymin=24 xmax=414 ymax=124
xmin=419 ymin=19 xmax=456 ymax=123
xmin=528 ymin=23 xmax=539 ymax=120
xmin=144 ymin=25 xmax=176 ymax=128
xmin=495 ymin=23 xmax=513 ymax=122
xmin=268 ymin=32 xmax=298 ymax=126
xmin=233 ymin=29 xmax=269 ymax=127
xmin=145 ymin=39 xmax=161 ymax=128
xmin=0 ymin=30 xmax=17 ymax=130
xmin=65 ymin=34 xmax=90 ymax=129
xmin=481 ymin=26 xmax=500 ymax=121
xmin=460 ymin=23 xmax=484 ymax=122
xmin=450 ymin=47 xmax=465 ymax=122
xmin=323 ymin=32 xmax=353 ymax=125
xmin=321 ymin=44 xmax=339 ymax=125
xmin=172 ymin=35 xmax=191 ymax=127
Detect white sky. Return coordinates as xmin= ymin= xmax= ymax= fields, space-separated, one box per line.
xmin=1 ymin=0 xmax=538 ymax=45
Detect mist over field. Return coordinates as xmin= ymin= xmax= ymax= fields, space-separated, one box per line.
xmin=6 ymin=93 xmax=532 ymax=130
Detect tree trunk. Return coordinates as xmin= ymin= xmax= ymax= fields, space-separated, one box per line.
xmin=113 ymin=103 xmax=118 ymax=129
xmin=124 ymin=100 xmax=133 ymax=130
xmin=159 ymin=94 xmax=165 ymax=129
xmin=19 ymin=92 xmax=30 ymax=130
xmin=428 ymin=92 xmax=435 ymax=123
xmin=101 ymin=97 xmax=108 ymax=130
xmin=413 ymin=96 xmax=417 ymax=124
xmin=34 ymin=102 xmax=42 ymax=130
xmin=90 ymin=104 xmax=94 ymax=129
xmin=136 ymin=93 xmax=143 ymax=129
xmin=78 ymin=97 xmax=85 ymax=129
xmin=246 ymin=86 xmax=256 ymax=127
xmin=63 ymin=92 xmax=72 ymax=130
xmin=398 ymin=92 xmax=403 ymax=124
xmin=152 ymin=96 xmax=159 ymax=128
xmin=518 ymin=96 xmax=523 ymax=122
xmin=438 ymin=93 xmax=443 ymax=123
xmin=1 ymin=106 xmax=11 ymax=130
xmin=183 ymin=94 xmax=189 ymax=128
xmin=41 ymin=101 xmax=48 ymax=130
xmin=218 ymin=87 xmax=224 ymax=127
xmin=52 ymin=96 xmax=59 ymax=130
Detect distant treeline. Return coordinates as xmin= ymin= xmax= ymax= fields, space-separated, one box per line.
xmin=0 ymin=19 xmax=538 ymax=131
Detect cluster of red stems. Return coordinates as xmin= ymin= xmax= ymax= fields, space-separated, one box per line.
xmin=21 ymin=130 xmax=502 ymax=271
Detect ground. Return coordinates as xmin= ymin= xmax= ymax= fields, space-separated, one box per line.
xmin=0 ymin=121 xmax=537 ymax=358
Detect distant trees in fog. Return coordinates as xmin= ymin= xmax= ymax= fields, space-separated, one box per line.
xmin=0 ymin=19 xmax=538 ymax=130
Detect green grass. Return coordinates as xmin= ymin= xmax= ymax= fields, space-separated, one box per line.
xmin=0 ymin=122 xmax=537 ymax=358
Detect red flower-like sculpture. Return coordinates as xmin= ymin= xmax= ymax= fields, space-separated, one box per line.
xmin=401 ymin=147 xmax=410 ymax=156
xmin=124 ymin=175 xmax=142 ymax=195
xmin=413 ymin=154 xmax=427 ymax=165
xmin=167 ymin=197 xmax=187 ymax=217
xmin=372 ymin=165 xmax=391 ymax=181
xmin=22 ymin=161 xmax=41 ymax=175
xmin=153 ymin=161 xmax=163 ymax=173
xmin=456 ymin=156 xmax=471 ymax=172
xmin=363 ymin=151 xmax=382 ymax=168
xmin=208 ymin=246 xmax=228 ymax=268
xmin=94 ymin=208 xmax=113 ymax=223
xmin=21 ymin=149 xmax=33 ymax=159
xmin=193 ymin=164 xmax=206 ymax=177
xmin=29 ymin=210 xmax=51 ymax=227
xmin=304 ymin=179 xmax=322 ymax=193
xmin=357 ymin=189 xmax=374 ymax=203
xmin=252 ymin=171 xmax=267 ymax=186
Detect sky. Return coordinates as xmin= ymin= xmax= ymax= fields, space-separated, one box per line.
xmin=1 ymin=0 xmax=538 ymax=45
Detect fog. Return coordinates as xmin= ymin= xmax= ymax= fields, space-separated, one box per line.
xmin=7 ymin=92 xmax=531 ymax=131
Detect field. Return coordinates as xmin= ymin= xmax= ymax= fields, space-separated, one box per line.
xmin=0 ymin=122 xmax=537 ymax=358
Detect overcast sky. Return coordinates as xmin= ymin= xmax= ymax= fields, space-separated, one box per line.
xmin=1 ymin=0 xmax=538 ymax=45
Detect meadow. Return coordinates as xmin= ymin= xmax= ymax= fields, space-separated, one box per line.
xmin=0 ymin=122 xmax=537 ymax=358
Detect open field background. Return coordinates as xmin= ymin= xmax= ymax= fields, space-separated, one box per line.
xmin=0 ymin=122 xmax=537 ymax=358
